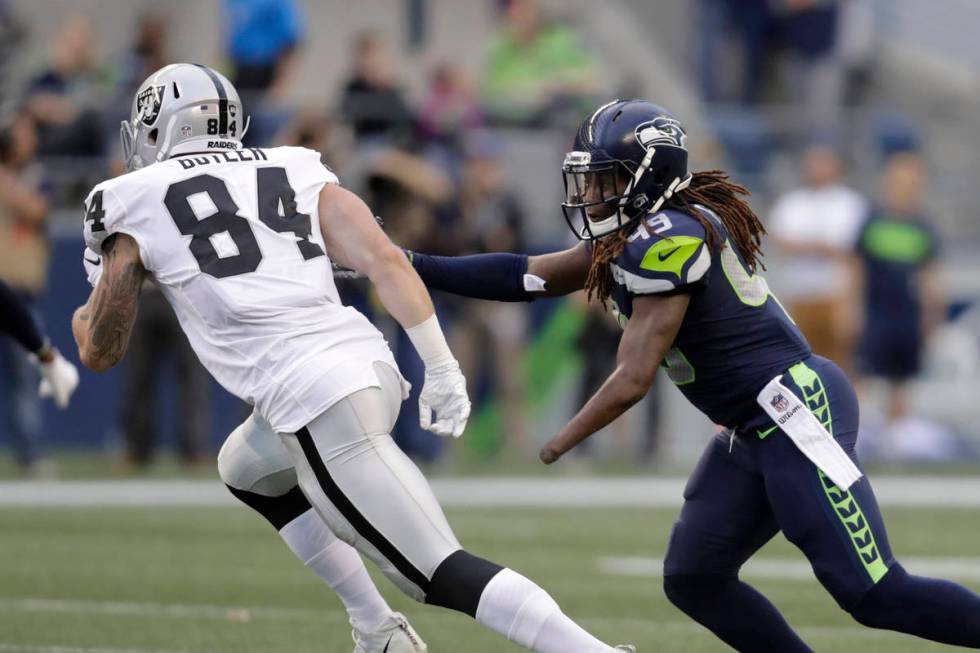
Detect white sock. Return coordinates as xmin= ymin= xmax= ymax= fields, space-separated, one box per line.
xmin=475 ymin=568 xmax=613 ymax=653
xmin=279 ymin=509 xmax=393 ymax=632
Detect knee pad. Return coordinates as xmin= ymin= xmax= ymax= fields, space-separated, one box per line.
xmin=425 ymin=549 xmax=504 ymax=616
xmin=220 ymin=413 xmax=311 ymax=530
xmin=218 ymin=412 xmax=297 ymax=495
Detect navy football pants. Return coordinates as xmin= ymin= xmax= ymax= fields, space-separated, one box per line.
xmin=663 ymin=356 xmax=980 ymax=650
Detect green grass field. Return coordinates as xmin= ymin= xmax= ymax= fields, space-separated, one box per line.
xmin=1 ymin=504 xmax=979 ymax=652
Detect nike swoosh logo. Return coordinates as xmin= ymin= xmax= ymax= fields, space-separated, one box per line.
xmin=84 ymin=255 xmax=101 ymax=266
xmin=657 ymin=246 xmax=681 ymax=261
xmin=757 ymin=425 xmax=778 ymax=439
xmin=382 ymin=635 xmax=392 ymax=653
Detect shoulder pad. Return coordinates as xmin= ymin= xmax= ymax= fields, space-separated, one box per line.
xmin=82 ymin=177 xmax=151 ymax=269
xmin=268 ymin=146 xmax=339 ymax=186
xmin=612 ymin=209 xmax=710 ymax=294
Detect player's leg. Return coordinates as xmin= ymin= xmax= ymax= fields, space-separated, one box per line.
xmin=217 ymin=413 xmax=409 ymax=640
xmin=120 ymin=295 xmax=162 ymax=466
xmin=173 ymin=325 xmax=209 ymax=465
xmin=762 ymin=356 xmax=980 ymax=646
xmin=279 ymin=362 xmax=623 ymax=653
xmin=663 ymin=431 xmax=813 ymax=652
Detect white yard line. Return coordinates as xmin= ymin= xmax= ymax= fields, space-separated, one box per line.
xmin=0 ymin=598 xmax=322 ymax=622
xmin=1 ymin=476 xmax=980 ymax=508
xmin=598 ymin=555 xmax=980 ymax=582
xmin=0 ymin=645 xmax=205 ymax=653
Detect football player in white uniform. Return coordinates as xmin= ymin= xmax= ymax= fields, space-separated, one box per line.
xmin=72 ymin=64 xmax=633 ymax=653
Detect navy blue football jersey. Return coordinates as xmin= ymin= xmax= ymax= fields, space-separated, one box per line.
xmin=607 ymin=207 xmax=811 ymax=426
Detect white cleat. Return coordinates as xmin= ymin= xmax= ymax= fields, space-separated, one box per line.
xmin=352 ymin=612 xmax=427 ymax=653
xmin=614 ymin=646 xmax=636 ymax=652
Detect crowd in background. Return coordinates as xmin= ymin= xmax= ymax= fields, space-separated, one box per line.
xmin=0 ymin=0 xmax=962 ymax=474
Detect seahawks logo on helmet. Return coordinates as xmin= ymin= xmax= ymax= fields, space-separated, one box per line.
xmin=136 ymin=84 xmax=166 ymax=126
xmin=635 ymin=117 xmax=686 ymax=149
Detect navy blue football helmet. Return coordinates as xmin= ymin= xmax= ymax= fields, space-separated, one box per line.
xmin=561 ymin=99 xmax=692 ymax=240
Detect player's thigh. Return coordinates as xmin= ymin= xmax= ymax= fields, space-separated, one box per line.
xmin=280 ymin=364 xmax=460 ymax=600
xmin=665 ymin=431 xmax=778 ymax=577
xmin=218 ymin=411 xmax=298 ymax=496
xmin=762 ymin=357 xmax=896 ymax=609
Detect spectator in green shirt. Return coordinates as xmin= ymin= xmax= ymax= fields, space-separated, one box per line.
xmin=481 ymin=0 xmax=599 ymax=126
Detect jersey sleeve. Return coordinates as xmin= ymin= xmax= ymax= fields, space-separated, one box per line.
xmin=82 ymin=181 xmax=152 ymax=270
xmin=613 ymin=209 xmax=711 ymax=295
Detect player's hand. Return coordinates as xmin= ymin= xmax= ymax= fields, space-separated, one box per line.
xmin=34 ymin=349 xmax=80 ymax=409
xmin=418 ymin=360 xmax=471 ymax=438
xmin=83 ymin=247 xmax=103 ymax=287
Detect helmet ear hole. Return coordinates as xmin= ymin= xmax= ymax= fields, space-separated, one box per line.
xmin=148 ymin=128 xmax=159 ymax=145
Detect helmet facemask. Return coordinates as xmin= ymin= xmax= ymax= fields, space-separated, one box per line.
xmin=561 ymin=146 xmax=693 ymax=241
xmin=562 ymin=152 xmax=636 ymax=240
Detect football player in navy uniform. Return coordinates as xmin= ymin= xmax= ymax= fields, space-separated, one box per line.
xmin=405 ymin=100 xmax=980 ymax=650
xmin=0 ymin=279 xmax=78 ymax=410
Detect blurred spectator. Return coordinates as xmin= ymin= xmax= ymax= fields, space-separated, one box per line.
xmin=25 ymin=15 xmax=105 ymax=157
xmin=0 ymin=1 xmax=26 ymax=103
xmin=776 ymin=0 xmax=844 ymax=139
xmin=769 ymin=144 xmax=865 ymax=366
xmin=697 ymin=0 xmax=847 ymax=140
xmin=120 ymin=284 xmax=210 ymax=469
xmin=0 ymin=108 xmax=50 ymax=473
xmin=573 ymin=298 xmax=662 ymax=461
xmin=696 ymin=0 xmax=776 ymax=105
xmin=481 ymin=0 xmax=599 ymax=126
xmin=419 ymin=61 xmax=483 ymax=179
xmin=851 ymin=151 xmax=945 ymax=440
xmin=224 ymin=0 xmax=301 ymax=99
xmin=451 ymin=130 xmax=529 ymax=448
xmin=117 ymin=13 xmax=168 ymax=94
xmin=340 ymin=30 xmax=414 ymax=146
xmin=419 ymin=62 xmax=482 ymax=146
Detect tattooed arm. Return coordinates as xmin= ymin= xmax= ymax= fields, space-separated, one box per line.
xmin=72 ymin=233 xmax=146 ymax=372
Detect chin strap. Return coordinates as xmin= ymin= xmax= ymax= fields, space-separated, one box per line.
xmin=647 ymin=173 xmax=693 ymax=215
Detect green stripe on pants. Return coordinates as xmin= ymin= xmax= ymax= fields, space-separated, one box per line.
xmin=789 ymin=361 xmax=889 ymax=584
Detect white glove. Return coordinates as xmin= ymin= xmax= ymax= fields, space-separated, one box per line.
xmin=83 ymin=247 xmax=103 ymax=288
xmin=34 ymin=349 xmax=80 ymax=409
xmin=418 ymin=359 xmax=471 ymax=438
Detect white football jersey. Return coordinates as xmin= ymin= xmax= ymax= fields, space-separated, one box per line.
xmin=83 ymin=146 xmax=403 ymax=433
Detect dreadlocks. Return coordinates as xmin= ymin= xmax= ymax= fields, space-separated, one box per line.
xmin=584 ymin=170 xmax=767 ymax=306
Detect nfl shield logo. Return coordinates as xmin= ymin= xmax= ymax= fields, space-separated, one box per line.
xmin=771 ymin=393 xmax=790 ymax=412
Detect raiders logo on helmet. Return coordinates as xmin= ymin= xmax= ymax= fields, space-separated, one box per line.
xmin=136 ymin=85 xmax=166 ymax=126
xmin=635 ymin=117 xmax=687 ymax=149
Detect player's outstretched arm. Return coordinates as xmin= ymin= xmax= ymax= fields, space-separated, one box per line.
xmin=539 ymin=292 xmax=689 ymax=464
xmin=0 ymin=278 xmax=47 ymax=354
xmin=319 ymin=183 xmax=471 ymax=438
xmin=0 ymin=279 xmax=79 ymax=407
xmin=405 ymin=242 xmax=591 ymax=301
xmin=72 ymin=233 xmax=146 ymax=373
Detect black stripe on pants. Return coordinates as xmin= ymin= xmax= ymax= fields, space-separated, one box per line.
xmin=295 ymin=426 xmax=430 ymax=592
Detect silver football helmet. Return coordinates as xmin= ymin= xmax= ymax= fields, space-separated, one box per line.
xmin=120 ymin=63 xmax=249 ymax=171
